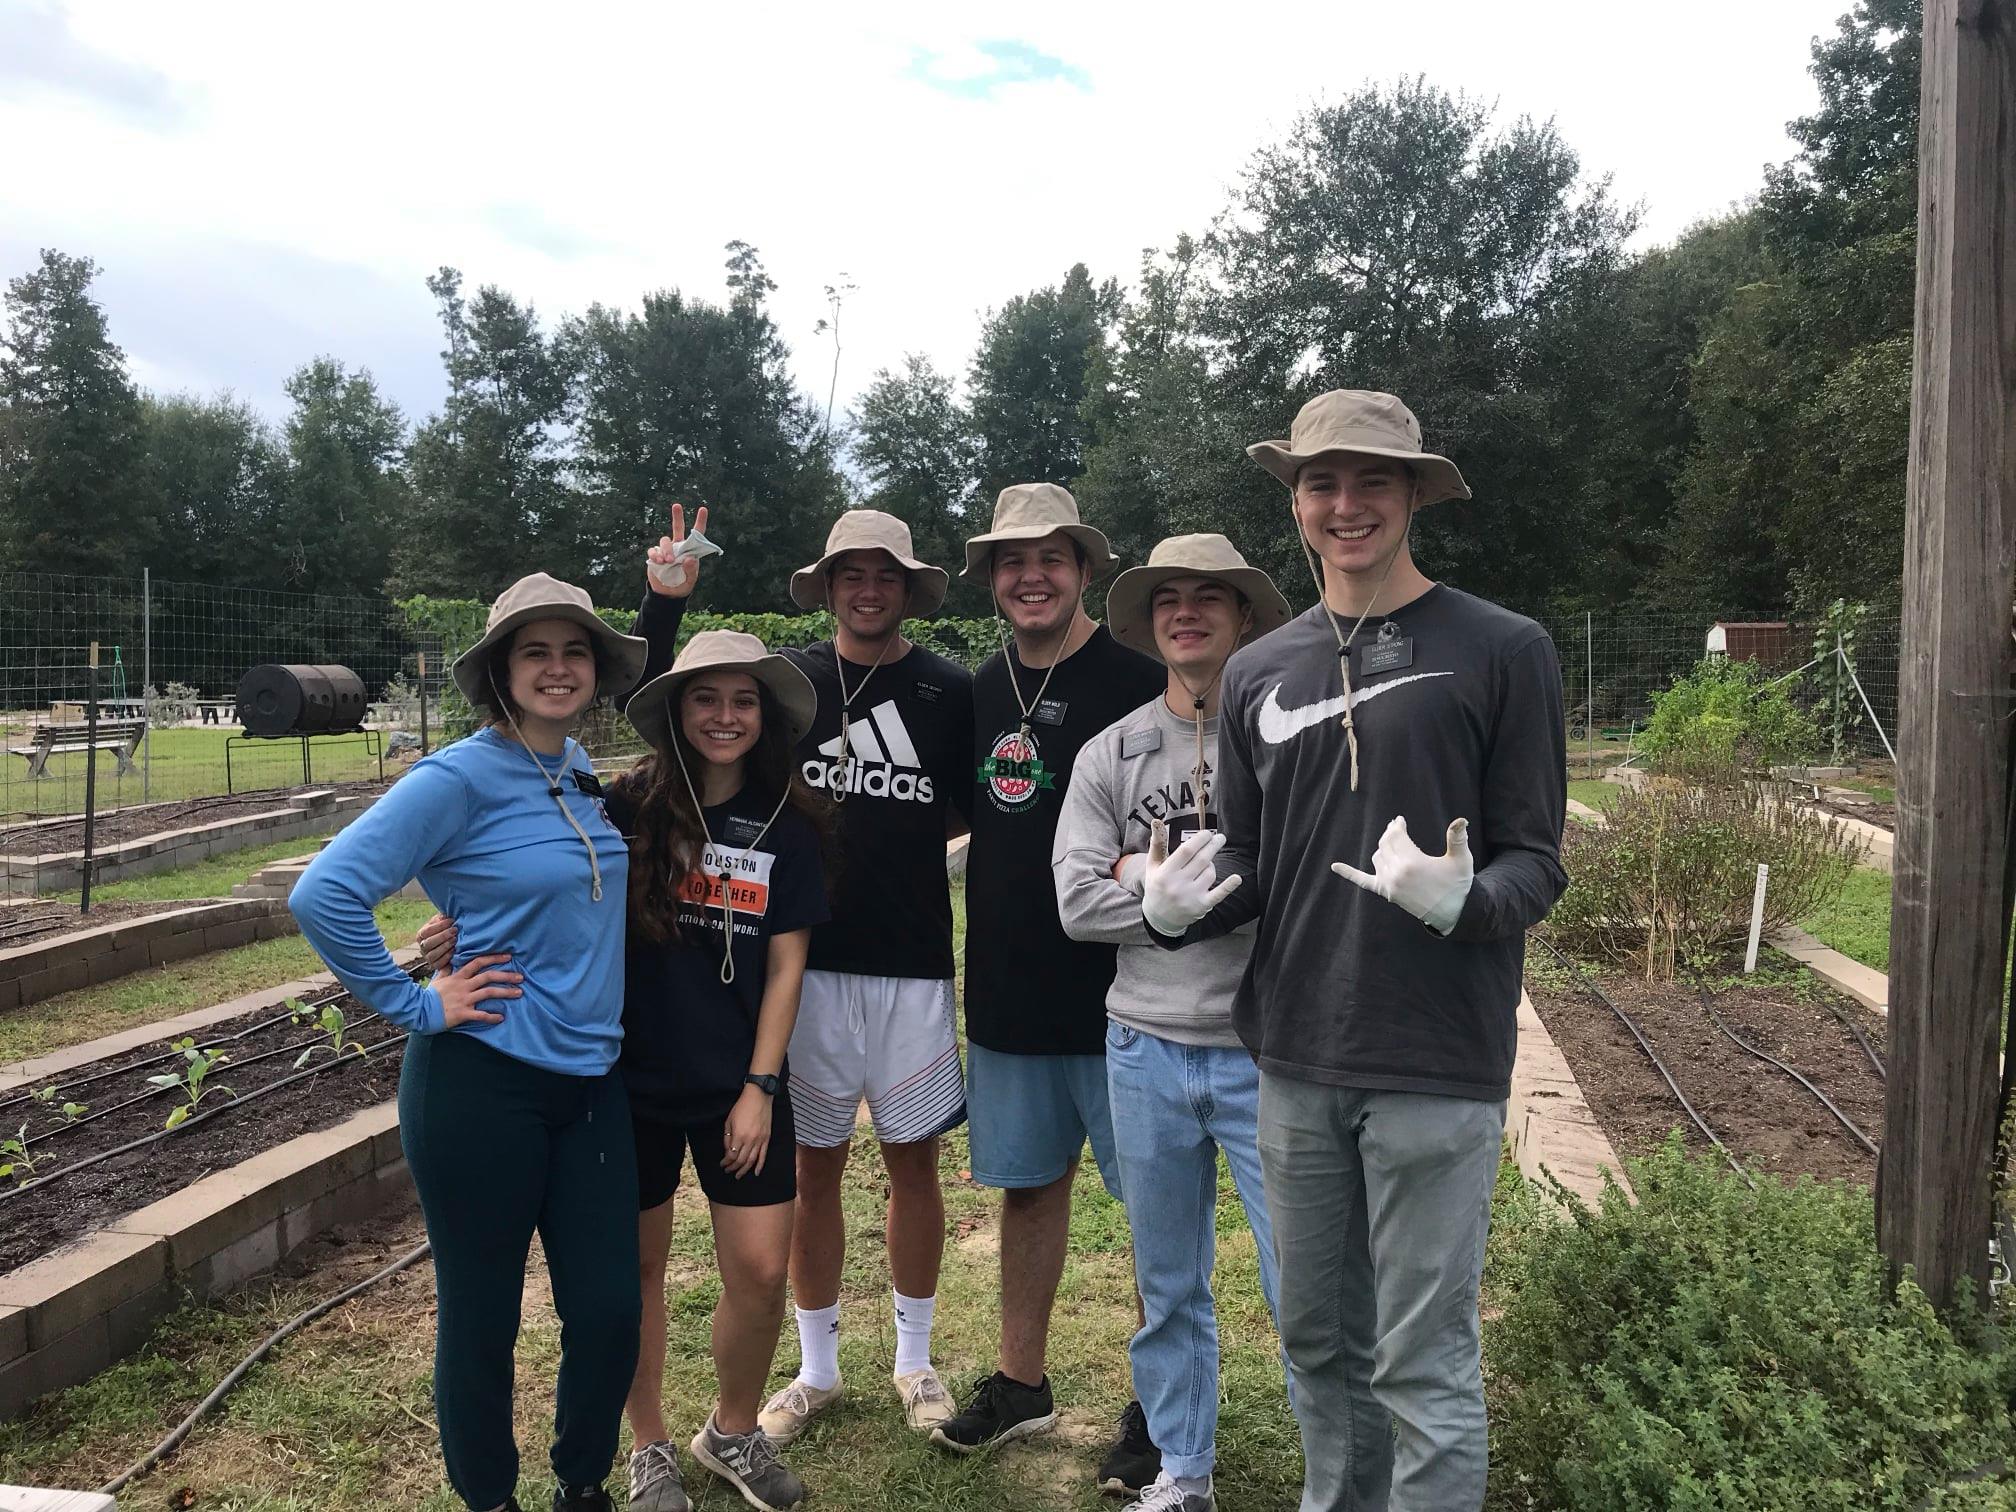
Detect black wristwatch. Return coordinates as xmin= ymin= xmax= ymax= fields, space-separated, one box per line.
xmin=744 ymin=1073 xmax=780 ymax=1096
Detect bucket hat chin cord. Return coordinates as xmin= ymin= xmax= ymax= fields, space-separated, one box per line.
xmin=991 ymin=568 xmax=1074 ymax=752
xmin=667 ymin=726 xmax=790 ymax=986
xmin=1295 ymin=495 xmax=1414 ymax=793
xmin=491 ymin=670 xmax=604 ymax=902
xmin=827 ymin=582 xmax=901 ymax=804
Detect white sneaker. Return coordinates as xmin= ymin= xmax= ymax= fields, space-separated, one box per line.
xmin=757 ymin=1375 xmax=844 ymax=1445
xmin=894 ymin=1365 xmax=954 ymax=1430
xmin=1136 ymin=1470 xmax=1217 ymax=1511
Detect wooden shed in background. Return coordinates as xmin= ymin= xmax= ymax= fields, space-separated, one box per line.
xmin=1705 ymin=620 xmax=1793 ymax=665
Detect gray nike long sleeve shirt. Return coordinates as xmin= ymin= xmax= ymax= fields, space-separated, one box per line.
xmin=1156 ymin=586 xmax=1568 ymax=1101
xmin=1052 ymin=697 xmax=1252 ymax=1048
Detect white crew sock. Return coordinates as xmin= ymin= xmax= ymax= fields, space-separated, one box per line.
xmin=1177 ymin=1473 xmax=1213 ymax=1497
xmin=795 ymin=1303 xmax=841 ymax=1390
xmin=892 ymin=1289 xmax=937 ymax=1376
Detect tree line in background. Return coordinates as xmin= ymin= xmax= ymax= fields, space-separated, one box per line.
xmin=0 ymin=0 xmax=1917 ymax=624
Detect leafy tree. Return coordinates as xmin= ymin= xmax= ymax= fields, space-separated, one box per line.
xmin=562 ymin=243 xmax=844 ymax=610
xmin=0 ymin=249 xmax=152 ymax=575
xmin=1200 ymin=79 xmax=1638 ymax=614
xmin=141 ymin=391 xmax=286 ymax=586
xmin=849 ymin=353 xmax=979 ymax=606
xmin=967 ymin=262 xmax=1120 ymax=501
xmin=275 ymin=358 xmax=408 ymax=597
xmin=396 ymin=268 xmax=575 ymax=599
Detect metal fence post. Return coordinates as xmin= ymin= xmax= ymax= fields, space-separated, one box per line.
xmin=1586 ymin=610 xmax=1596 ymax=772
xmin=142 ymin=566 xmax=151 ymax=802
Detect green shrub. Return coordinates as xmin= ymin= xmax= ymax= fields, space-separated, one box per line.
xmin=1487 ymin=1140 xmax=2016 ymax=1512
xmin=1546 ymin=769 xmax=1863 ymax=977
xmin=1642 ymin=657 xmax=1820 ymax=773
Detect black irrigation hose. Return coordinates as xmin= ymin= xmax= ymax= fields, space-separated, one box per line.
xmin=1536 ymin=935 xmax=1757 ymax=1189
xmin=1693 ymin=983 xmax=1880 ymax=1158
xmin=0 ymin=980 xmax=380 ymax=1113
xmin=19 ymin=1023 xmax=388 ymax=1147
xmin=1819 ymin=995 xmax=1888 ymax=1081
xmin=0 ymin=1025 xmax=408 ymax=1205
xmin=97 ymin=1238 xmax=435 ymax=1496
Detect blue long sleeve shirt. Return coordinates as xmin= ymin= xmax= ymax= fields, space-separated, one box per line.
xmin=289 ymin=726 xmax=632 ymax=1076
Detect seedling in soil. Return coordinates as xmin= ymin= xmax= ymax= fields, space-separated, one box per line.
xmin=147 ymin=1037 xmax=235 ymax=1130
xmin=1 ymin=1123 xmax=38 ymax=1183
xmin=289 ymin=998 xmax=368 ymax=1068
xmin=29 ymin=1086 xmax=88 ymax=1121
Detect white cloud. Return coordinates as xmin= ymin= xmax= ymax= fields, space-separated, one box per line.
xmin=0 ymin=0 xmax=1844 ymax=431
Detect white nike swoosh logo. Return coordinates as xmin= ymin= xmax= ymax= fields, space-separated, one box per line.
xmin=1257 ymin=672 xmax=1455 ymax=745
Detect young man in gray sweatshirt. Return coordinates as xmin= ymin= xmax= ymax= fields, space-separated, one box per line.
xmin=1142 ymin=392 xmax=1567 ymax=1512
xmin=1052 ymin=534 xmax=1295 ymax=1512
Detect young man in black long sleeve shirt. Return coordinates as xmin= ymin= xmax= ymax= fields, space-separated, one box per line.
xmin=1143 ymin=391 xmax=1567 ymax=1512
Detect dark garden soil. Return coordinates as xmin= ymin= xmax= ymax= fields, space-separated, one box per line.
xmin=0 ymin=988 xmax=405 ymax=1272
xmin=0 ymin=780 xmax=389 ymax=857
xmin=1529 ymin=962 xmax=1888 ymax=1187
xmin=0 ymin=898 xmax=186 ymax=949
xmin=1810 ymin=790 xmax=1897 ymax=831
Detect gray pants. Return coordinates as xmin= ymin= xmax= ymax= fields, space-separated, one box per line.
xmin=1256 ymin=1073 xmax=1505 ymax=1512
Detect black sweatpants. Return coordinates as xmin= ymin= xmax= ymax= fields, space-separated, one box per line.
xmin=399 ymin=1029 xmax=641 ymax=1510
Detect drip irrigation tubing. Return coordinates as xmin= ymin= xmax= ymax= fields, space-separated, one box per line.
xmin=19 ymin=1018 xmax=387 ymax=1147
xmin=1692 ymin=983 xmax=1880 ymax=1157
xmin=1536 ymin=935 xmax=1756 ymax=1188
xmin=0 ymin=1024 xmax=408 ymax=1205
xmin=97 ymin=1238 xmax=435 ymax=1497
xmin=0 ymin=978 xmax=392 ymax=1113
xmin=1820 ymin=995 xmax=1886 ymax=1080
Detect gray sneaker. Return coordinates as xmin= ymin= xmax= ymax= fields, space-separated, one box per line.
xmin=689 ymin=1415 xmax=806 ymax=1511
xmin=1135 ymin=1471 xmax=1217 ymax=1512
xmin=626 ymin=1439 xmax=691 ymax=1512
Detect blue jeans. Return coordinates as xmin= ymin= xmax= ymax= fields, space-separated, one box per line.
xmin=1107 ymin=1019 xmax=1283 ymax=1481
xmin=1257 ymin=1073 xmax=1505 ymax=1512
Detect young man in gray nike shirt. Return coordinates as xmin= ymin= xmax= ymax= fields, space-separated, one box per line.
xmin=1052 ymin=534 xmax=1295 ymax=1512
xmin=1142 ymin=391 xmax=1567 ymax=1512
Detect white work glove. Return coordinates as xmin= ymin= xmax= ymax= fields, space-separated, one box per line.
xmin=1142 ymin=822 xmax=1242 ymax=938
xmin=1331 ymin=816 xmax=1474 ymax=936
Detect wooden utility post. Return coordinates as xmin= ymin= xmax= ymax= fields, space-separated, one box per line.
xmin=1879 ymin=0 xmax=2016 ymax=1309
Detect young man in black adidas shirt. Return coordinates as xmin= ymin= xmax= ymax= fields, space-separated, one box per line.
xmin=929 ymin=483 xmax=1164 ymax=1468
xmin=1143 ymin=392 xmax=1567 ymax=1511
xmin=630 ymin=510 xmax=976 ymax=1448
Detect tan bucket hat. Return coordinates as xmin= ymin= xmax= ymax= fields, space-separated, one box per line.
xmin=1247 ymin=390 xmax=1471 ymax=505
xmin=623 ymin=629 xmax=819 ymax=752
xmin=450 ymin=572 xmax=649 ymax=706
xmin=960 ymin=483 xmax=1118 ymax=581
xmin=1105 ymin=534 xmax=1296 ymax=661
xmin=789 ymin=509 xmax=949 ymax=615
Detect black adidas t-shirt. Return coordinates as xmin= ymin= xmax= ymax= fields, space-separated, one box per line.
xmin=965 ymin=625 xmax=1163 ymax=1056
xmin=786 ymin=641 xmax=974 ymax=979
xmin=609 ymin=782 xmax=828 ymax=1123
xmin=629 ymin=597 xmax=974 ymax=982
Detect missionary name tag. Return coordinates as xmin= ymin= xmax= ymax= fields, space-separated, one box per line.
xmin=1358 ymin=636 xmax=1414 ymax=675
xmin=571 ymin=770 xmax=605 ymax=797
xmin=1121 ymin=727 xmax=1163 ymax=758
xmin=1032 ymin=698 xmax=1069 ymax=727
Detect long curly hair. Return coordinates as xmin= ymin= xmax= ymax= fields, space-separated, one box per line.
xmin=613 ymin=684 xmax=829 ymax=944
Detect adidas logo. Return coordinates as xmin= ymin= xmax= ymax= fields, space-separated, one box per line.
xmin=803 ymin=698 xmax=937 ymax=803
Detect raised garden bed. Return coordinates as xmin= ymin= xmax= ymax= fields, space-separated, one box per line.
xmin=1528 ymin=958 xmax=1887 ymax=1187
xmin=0 ymin=783 xmax=382 ymax=857
xmin=1 ymin=786 xmax=385 ymax=898
xmin=0 ymin=985 xmax=407 ymax=1274
xmin=0 ymin=900 xmax=297 ymax=1011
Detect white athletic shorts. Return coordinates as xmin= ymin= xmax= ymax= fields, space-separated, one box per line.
xmin=787 ymin=970 xmax=967 ymax=1149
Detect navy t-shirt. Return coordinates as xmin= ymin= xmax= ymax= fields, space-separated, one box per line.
xmin=608 ymin=781 xmax=829 ymax=1123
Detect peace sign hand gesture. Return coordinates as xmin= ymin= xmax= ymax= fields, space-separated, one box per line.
xmin=646 ymin=502 xmax=713 ymax=598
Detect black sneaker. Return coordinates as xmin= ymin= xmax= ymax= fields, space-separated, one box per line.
xmin=928 ymin=1370 xmax=1058 ymax=1454
xmin=1097 ymin=1400 xmax=1159 ymax=1495
xmin=552 ymin=1484 xmax=613 ymax=1511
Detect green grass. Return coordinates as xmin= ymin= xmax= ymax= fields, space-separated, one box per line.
xmin=1799 ymin=866 xmax=1892 ymax=972
xmin=0 ymin=725 xmax=387 ymax=820
xmin=1565 ymin=778 xmax=1620 ymax=814
xmin=54 ymin=835 xmax=331 ymax=905
xmin=0 ymin=900 xmax=431 ymax=1064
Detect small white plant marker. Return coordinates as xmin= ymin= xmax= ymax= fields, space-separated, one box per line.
xmin=1744 ymin=863 xmax=1771 ymax=974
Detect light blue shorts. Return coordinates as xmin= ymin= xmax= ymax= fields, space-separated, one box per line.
xmin=965 ymin=1043 xmax=1122 ymax=1197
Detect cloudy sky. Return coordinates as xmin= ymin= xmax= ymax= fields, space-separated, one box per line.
xmin=1 ymin=0 xmax=1849 ymax=429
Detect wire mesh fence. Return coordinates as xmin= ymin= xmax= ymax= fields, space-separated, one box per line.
xmin=1542 ymin=610 xmax=1900 ymax=770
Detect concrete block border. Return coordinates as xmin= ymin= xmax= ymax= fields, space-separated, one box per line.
xmin=1 ymin=791 xmax=379 ymax=898
xmin=0 ymin=900 xmax=297 ymax=1012
xmin=1509 ymin=990 xmax=1634 ymax=1207
xmin=0 ymin=1098 xmax=409 ymax=1420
